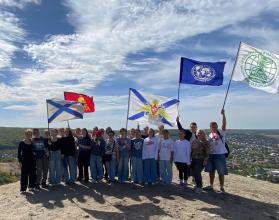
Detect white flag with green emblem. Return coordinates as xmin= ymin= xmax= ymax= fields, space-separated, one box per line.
xmin=232 ymin=42 xmax=279 ymax=94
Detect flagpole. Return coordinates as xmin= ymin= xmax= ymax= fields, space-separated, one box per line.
xmin=46 ymin=100 xmax=50 ymax=133
xmin=67 ymin=120 xmax=70 ymax=129
xmin=177 ymin=83 xmax=181 ymax=101
xmin=222 ymin=42 xmax=241 ymax=109
xmin=125 ymin=88 xmax=131 ymax=130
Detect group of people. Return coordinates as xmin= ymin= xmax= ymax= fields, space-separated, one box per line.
xmin=18 ymin=109 xmax=228 ymax=194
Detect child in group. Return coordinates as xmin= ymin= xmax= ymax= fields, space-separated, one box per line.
xmin=174 ymin=130 xmax=191 ymax=186
xmin=90 ymin=130 xmax=105 ymax=182
xmin=104 ymin=131 xmax=119 ymax=183
xmin=142 ymin=128 xmax=158 ymax=185
xmin=61 ymin=128 xmax=76 ymax=184
xmin=77 ymin=128 xmax=92 ymax=182
xmin=18 ymin=129 xmax=36 ymax=193
xmin=116 ymin=128 xmax=131 ymax=183
xmin=156 ymin=129 xmax=174 ymax=185
xmin=130 ymin=129 xmax=144 ymax=184
xmin=48 ymin=129 xmax=62 ymax=186
xmin=32 ymin=128 xmax=49 ymax=188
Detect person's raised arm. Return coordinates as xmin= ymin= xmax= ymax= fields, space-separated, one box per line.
xmin=221 ymin=109 xmax=226 ymax=131
xmin=176 ymin=116 xmax=183 ymax=130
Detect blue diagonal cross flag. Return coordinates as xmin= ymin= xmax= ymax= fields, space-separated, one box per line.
xmin=47 ymin=99 xmax=84 ymax=123
xmin=180 ymin=57 xmax=226 ymax=86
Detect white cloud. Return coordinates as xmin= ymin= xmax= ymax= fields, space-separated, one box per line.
xmin=1 ymin=0 xmax=279 ymax=128
xmin=0 ymin=0 xmax=40 ymax=68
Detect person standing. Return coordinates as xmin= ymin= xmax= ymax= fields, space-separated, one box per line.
xmin=117 ymin=128 xmax=131 ymax=183
xmin=156 ymin=129 xmax=174 ymax=185
xmin=176 ymin=117 xmax=198 ymax=143
xmin=32 ymin=128 xmax=49 ymax=188
xmin=104 ymin=131 xmax=119 ymax=183
xmin=141 ymin=126 xmax=149 ymax=139
xmin=130 ymin=129 xmax=144 ymax=184
xmin=90 ymin=130 xmax=105 ymax=182
xmin=18 ymin=129 xmax=36 ymax=193
xmin=61 ymin=128 xmax=76 ymax=184
xmin=174 ymin=130 xmax=191 ymax=186
xmin=48 ymin=129 xmax=62 ymax=186
xmin=77 ymin=128 xmax=92 ymax=182
xmin=204 ymin=109 xmax=228 ymax=192
xmin=191 ymin=129 xmax=210 ymax=193
xmin=142 ymin=128 xmax=158 ymax=185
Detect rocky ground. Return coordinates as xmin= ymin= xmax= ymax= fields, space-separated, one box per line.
xmin=0 ymin=171 xmax=278 ymax=220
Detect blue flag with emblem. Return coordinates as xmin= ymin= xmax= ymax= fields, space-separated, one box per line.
xmin=128 ymin=88 xmax=179 ymax=127
xmin=179 ymin=57 xmax=226 ymax=86
xmin=47 ymin=99 xmax=84 ymax=123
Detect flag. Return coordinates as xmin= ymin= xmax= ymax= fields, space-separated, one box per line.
xmin=47 ymin=99 xmax=84 ymax=123
xmin=128 ymin=88 xmax=179 ymax=127
xmin=64 ymin=92 xmax=95 ymax=112
xmin=179 ymin=57 xmax=226 ymax=86
xmin=232 ymin=42 xmax=279 ymax=94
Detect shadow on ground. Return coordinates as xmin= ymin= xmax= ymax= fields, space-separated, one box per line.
xmin=24 ymin=182 xmax=279 ymax=220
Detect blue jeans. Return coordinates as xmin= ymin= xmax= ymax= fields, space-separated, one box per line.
xmin=90 ymin=154 xmax=104 ymax=181
xmin=49 ymin=151 xmax=62 ymax=185
xmin=63 ymin=156 xmax=76 ymax=183
xmin=118 ymin=151 xmax=129 ymax=182
xmin=205 ymin=154 xmax=228 ymax=176
xmin=106 ymin=158 xmax=116 ymax=181
xmin=159 ymin=160 xmax=172 ymax=184
xmin=143 ymin=159 xmax=156 ymax=183
xmin=131 ymin=157 xmax=143 ymax=183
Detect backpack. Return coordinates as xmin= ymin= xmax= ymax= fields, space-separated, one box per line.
xmin=216 ymin=130 xmax=230 ymax=158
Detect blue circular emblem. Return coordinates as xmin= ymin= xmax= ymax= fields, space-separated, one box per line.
xmin=191 ymin=64 xmax=216 ymax=82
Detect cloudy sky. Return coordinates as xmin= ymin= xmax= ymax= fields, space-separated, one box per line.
xmin=0 ymin=0 xmax=279 ymax=130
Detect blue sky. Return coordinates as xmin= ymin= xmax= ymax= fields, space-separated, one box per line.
xmin=0 ymin=0 xmax=279 ymax=129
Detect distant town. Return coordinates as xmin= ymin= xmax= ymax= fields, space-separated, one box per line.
xmin=0 ymin=128 xmax=278 ymax=183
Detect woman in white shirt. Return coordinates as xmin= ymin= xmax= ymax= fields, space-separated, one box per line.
xmin=157 ymin=129 xmax=174 ymax=185
xmin=142 ymin=128 xmax=158 ymax=185
xmin=174 ymin=130 xmax=191 ymax=186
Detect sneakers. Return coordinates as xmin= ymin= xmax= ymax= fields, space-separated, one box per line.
xmin=41 ymin=183 xmax=48 ymax=188
xmin=203 ymin=185 xmax=214 ymax=191
xmin=219 ymin=187 xmax=225 ymax=193
xmin=194 ymin=187 xmax=203 ymax=194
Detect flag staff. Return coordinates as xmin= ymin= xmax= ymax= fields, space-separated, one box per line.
xmin=177 ymin=82 xmax=181 ymax=101
xmin=222 ymin=42 xmax=242 ymax=109
xmin=46 ymin=99 xmax=50 ymax=132
xmin=67 ymin=120 xmax=70 ymax=129
xmin=125 ymin=88 xmax=131 ymax=130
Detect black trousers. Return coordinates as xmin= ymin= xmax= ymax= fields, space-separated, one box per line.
xmin=78 ymin=152 xmax=90 ymax=181
xmin=175 ymin=162 xmax=190 ymax=181
xmin=191 ymin=159 xmax=204 ymax=187
xmin=20 ymin=161 xmax=36 ymax=191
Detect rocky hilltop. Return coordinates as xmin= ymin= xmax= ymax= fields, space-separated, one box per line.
xmin=0 ymin=173 xmax=278 ymax=220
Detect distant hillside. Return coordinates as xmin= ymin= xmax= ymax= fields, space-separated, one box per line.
xmin=0 ymin=127 xmax=28 ymax=150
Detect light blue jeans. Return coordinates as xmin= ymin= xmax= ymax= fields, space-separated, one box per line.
xmin=63 ymin=156 xmax=76 ymax=183
xmin=90 ymin=154 xmax=104 ymax=181
xmin=49 ymin=150 xmax=61 ymax=185
xmin=131 ymin=157 xmax=143 ymax=183
xmin=159 ymin=160 xmax=172 ymax=184
xmin=106 ymin=158 xmax=116 ymax=181
xmin=118 ymin=151 xmax=129 ymax=182
xmin=143 ymin=159 xmax=156 ymax=183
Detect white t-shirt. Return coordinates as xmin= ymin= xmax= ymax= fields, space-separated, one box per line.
xmin=174 ymin=139 xmax=191 ymax=165
xmin=208 ymin=130 xmax=228 ymax=154
xmin=157 ymin=138 xmax=174 ymax=161
xmin=142 ymin=137 xmax=158 ymax=160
